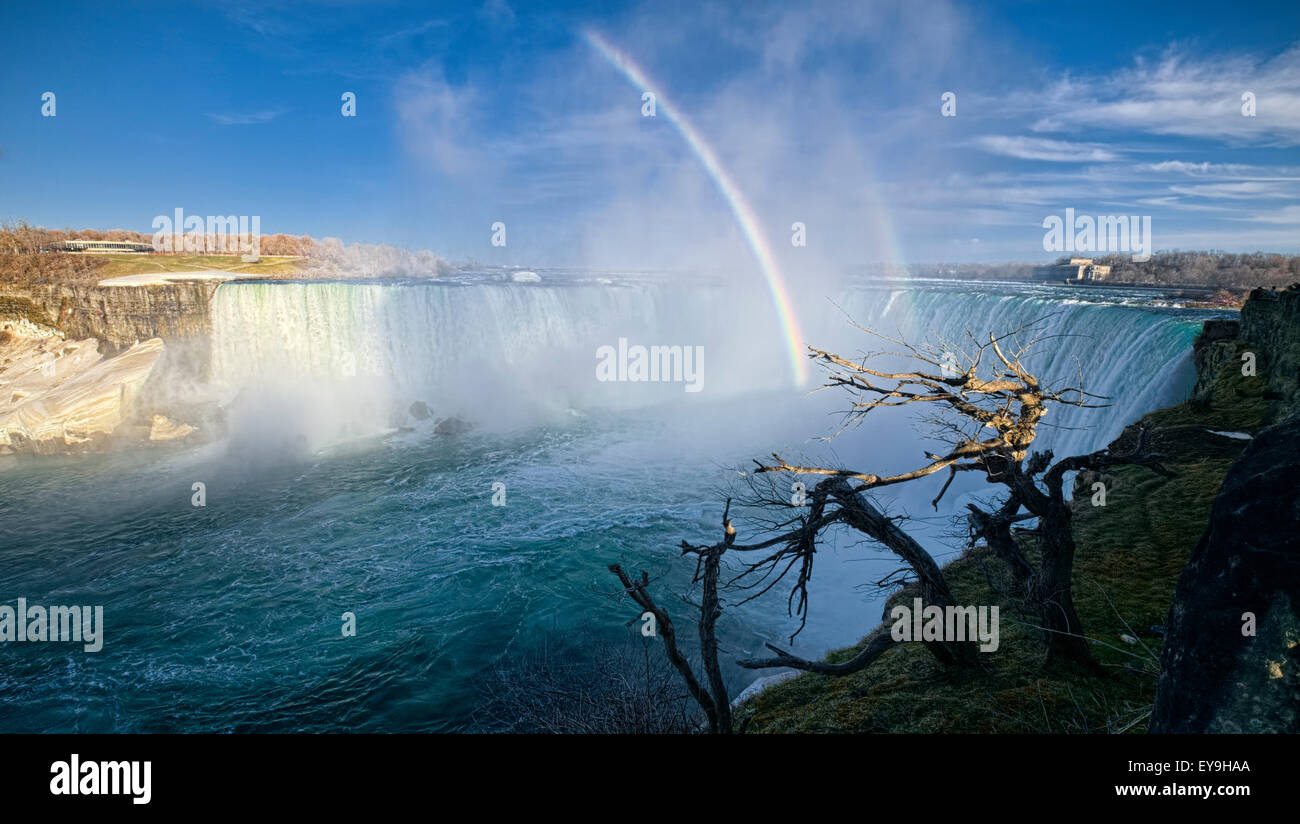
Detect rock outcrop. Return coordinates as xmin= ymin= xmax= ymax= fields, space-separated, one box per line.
xmin=433 ymin=415 xmax=473 ymax=436
xmin=1190 ymin=317 xmax=1241 ymax=405
xmin=0 ymin=333 xmax=167 ymax=453
xmin=409 ymin=401 xmax=431 ymax=421
xmin=148 ymin=413 xmax=196 ymax=442
xmin=7 ymin=281 xmax=220 ymax=353
xmin=1193 ymin=284 xmax=1300 ymax=423
xmin=1240 ymin=284 xmax=1300 ymax=420
xmin=0 ymin=277 xmax=224 ymax=453
xmin=1150 ymin=418 xmax=1300 ymax=733
xmin=1 ymin=280 xmax=220 ymax=393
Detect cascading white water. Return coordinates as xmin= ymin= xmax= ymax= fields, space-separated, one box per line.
xmin=212 ymin=281 xmax=667 ymax=393
xmin=210 ymin=277 xmax=1205 ymax=461
xmin=825 ymin=283 xmax=1204 ymax=457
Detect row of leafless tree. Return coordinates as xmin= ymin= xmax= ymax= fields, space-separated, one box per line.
xmin=0 ymin=220 xmax=452 ymax=283
xmin=904 ymin=251 xmax=1300 ymax=289
xmin=1094 ymin=250 xmax=1300 ymax=288
xmin=0 ymin=220 xmax=323 ymax=258
xmin=0 ymin=221 xmax=109 ymax=284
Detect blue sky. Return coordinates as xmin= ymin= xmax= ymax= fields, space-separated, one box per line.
xmin=2 ymin=0 xmax=1298 ymax=267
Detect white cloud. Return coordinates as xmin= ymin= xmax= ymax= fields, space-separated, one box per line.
xmin=1030 ymin=44 xmax=1300 ymax=146
xmin=1144 ymin=160 xmax=1251 ymax=175
xmin=1136 ymin=196 xmax=1233 ymax=212
xmin=974 ymin=136 xmax=1120 ymax=163
xmin=394 ymin=66 xmax=482 ymax=176
xmin=387 ymin=2 xmax=1300 ymax=264
xmin=1168 ymin=181 xmax=1297 ymax=199
xmin=374 ymin=18 xmax=450 ymax=49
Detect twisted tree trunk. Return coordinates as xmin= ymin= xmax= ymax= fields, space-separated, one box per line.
xmin=1031 ymin=497 xmax=1094 ymax=666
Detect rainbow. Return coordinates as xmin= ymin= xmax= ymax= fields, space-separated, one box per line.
xmin=583 ymin=29 xmax=809 ymax=387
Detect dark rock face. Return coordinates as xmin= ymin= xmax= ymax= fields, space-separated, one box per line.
xmin=433 ymin=416 xmax=472 ymax=436
xmin=1190 ymin=319 xmax=1240 ymax=406
xmin=1238 ymin=285 xmax=1300 ymax=421
xmin=1195 ymin=317 xmax=1240 ymax=352
xmin=408 ymin=401 xmax=431 ymax=421
xmin=1150 ymin=418 xmax=1300 ymax=733
xmin=1189 ymin=285 xmax=1300 ymax=430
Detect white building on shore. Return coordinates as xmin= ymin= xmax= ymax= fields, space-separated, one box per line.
xmin=47 ymin=240 xmax=154 ymax=254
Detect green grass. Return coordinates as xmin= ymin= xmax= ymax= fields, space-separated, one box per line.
xmin=94 ymin=254 xmax=307 ymax=278
xmin=740 ymin=392 xmax=1264 ymax=734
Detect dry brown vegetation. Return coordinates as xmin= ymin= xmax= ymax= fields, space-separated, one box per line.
xmin=0 ymin=221 xmax=111 ymax=285
xmin=905 ymin=251 xmax=1300 ymax=289
xmin=1 ymin=220 xmax=450 ymax=284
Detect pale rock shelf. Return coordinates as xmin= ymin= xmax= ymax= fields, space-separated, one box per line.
xmin=0 ymin=335 xmax=165 ymax=450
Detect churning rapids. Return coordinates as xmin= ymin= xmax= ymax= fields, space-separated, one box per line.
xmin=0 ymin=275 xmax=1222 ymax=731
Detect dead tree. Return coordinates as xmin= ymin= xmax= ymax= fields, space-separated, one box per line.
xmin=608 ymin=502 xmax=736 ymax=734
xmin=992 ymin=425 xmax=1174 ymax=664
xmin=613 ymin=318 xmax=1174 ymax=727
xmin=724 ymin=474 xmax=980 ymax=673
xmin=749 ymin=320 xmax=1172 ymax=667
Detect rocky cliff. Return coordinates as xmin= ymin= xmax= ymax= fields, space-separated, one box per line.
xmin=0 ymin=279 xmax=220 ymax=453
xmin=1192 ymin=283 xmax=1300 ymax=425
xmin=1150 ymin=284 xmax=1300 ymax=733
xmin=1150 ymin=418 xmax=1300 ymax=733
xmin=1240 ymin=284 xmax=1300 ymax=420
xmin=3 ymin=279 xmax=219 ymax=365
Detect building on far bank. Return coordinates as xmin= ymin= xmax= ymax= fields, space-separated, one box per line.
xmin=1032 ymin=257 xmax=1111 ymax=282
xmin=47 ymin=240 xmax=153 ymax=254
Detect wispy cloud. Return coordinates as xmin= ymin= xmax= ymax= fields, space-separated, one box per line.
xmin=1135 ymin=196 xmax=1234 ymax=212
xmin=1168 ymin=180 xmax=1297 ymax=199
xmin=1030 ymin=44 xmax=1300 ymax=146
xmin=1228 ymin=204 xmax=1300 ymax=223
xmin=374 ymin=18 xmax=450 ymax=49
xmin=394 ymin=66 xmax=482 ymax=176
xmin=224 ymin=6 xmax=290 ymax=38
xmin=206 ymin=109 xmax=288 ymax=126
xmin=1144 ymin=160 xmax=1251 ymax=176
xmin=974 ymin=136 xmax=1121 ymax=163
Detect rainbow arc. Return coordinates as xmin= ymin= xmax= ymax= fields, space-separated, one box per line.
xmin=584 ymin=29 xmax=810 ymax=388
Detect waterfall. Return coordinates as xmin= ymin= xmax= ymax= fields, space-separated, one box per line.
xmin=210 ymin=278 xmax=1205 ymax=457
xmin=210 ymin=279 xmax=792 ymax=445
xmin=212 ymin=281 xmax=676 ymax=391
xmin=826 ymin=283 xmax=1204 ymax=457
